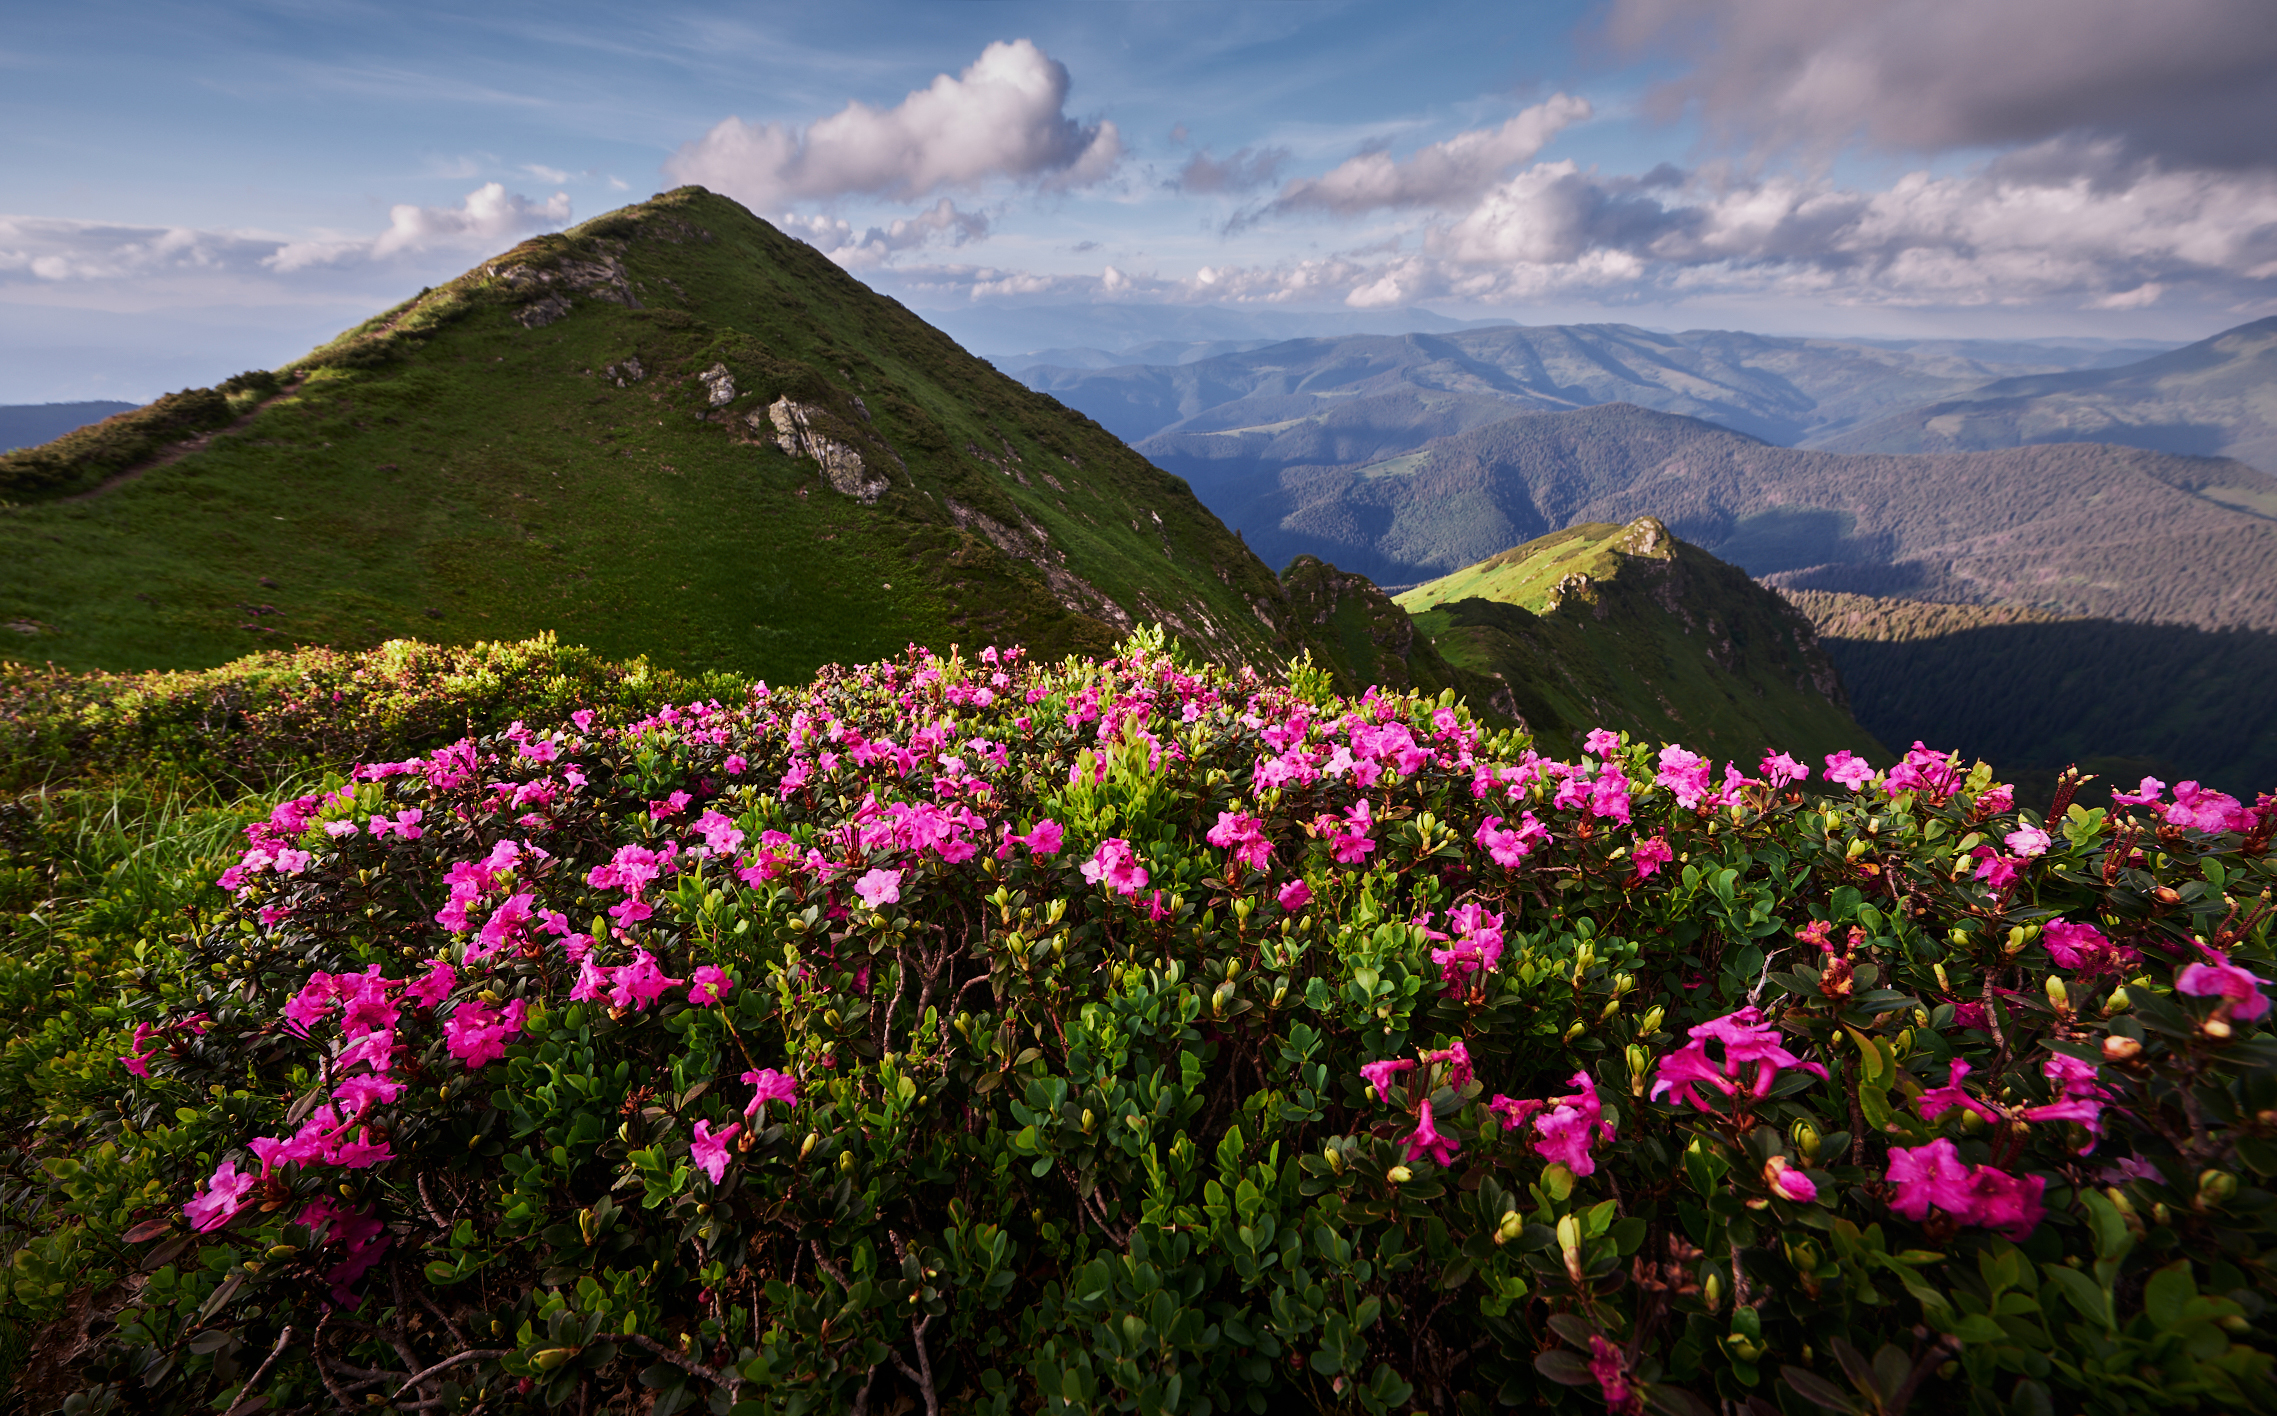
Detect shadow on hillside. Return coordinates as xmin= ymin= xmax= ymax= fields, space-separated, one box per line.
xmin=1822 ymin=619 xmax=2277 ymax=798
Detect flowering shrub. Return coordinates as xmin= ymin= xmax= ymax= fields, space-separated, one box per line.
xmin=14 ymin=629 xmax=2277 ymax=1416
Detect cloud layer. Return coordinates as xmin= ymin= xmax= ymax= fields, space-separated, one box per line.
xmin=1605 ymin=0 xmax=2277 ymax=170
xmin=665 ymin=40 xmax=1120 ymax=210
xmin=1265 ymin=95 xmax=1592 ymax=216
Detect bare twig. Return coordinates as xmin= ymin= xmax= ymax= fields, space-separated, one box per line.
xmin=388 ymin=1349 xmax=509 ymax=1401
xmin=223 ymin=1325 xmax=295 ymax=1416
xmin=886 ymin=1314 xmax=940 ymax=1416
xmin=623 ymin=1333 xmax=742 ymax=1394
xmin=311 ymin=1314 xmax=357 ymax=1413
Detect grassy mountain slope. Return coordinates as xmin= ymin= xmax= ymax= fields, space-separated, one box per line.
xmin=1816 ymin=316 xmax=2277 ymax=478
xmin=1783 ymin=589 xmax=2277 ymax=797
xmin=0 ymin=189 xmax=1302 ymax=680
xmin=1201 ymin=402 xmax=2277 ymax=628
xmin=1393 ymin=517 xmax=1875 ymax=763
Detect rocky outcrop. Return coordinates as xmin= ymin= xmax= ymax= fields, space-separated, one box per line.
xmin=764 ymin=397 xmax=892 ymax=504
xmin=699 ymin=365 xmax=736 ymax=407
xmin=490 ymin=254 xmax=642 ymax=329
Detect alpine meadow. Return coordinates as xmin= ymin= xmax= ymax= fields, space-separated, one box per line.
xmin=5 ymin=8 xmax=2277 ymax=1414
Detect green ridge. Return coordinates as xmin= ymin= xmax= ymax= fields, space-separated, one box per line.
xmin=0 ymin=189 xmax=1295 ymax=680
xmin=1395 ymin=517 xmax=1877 ymax=763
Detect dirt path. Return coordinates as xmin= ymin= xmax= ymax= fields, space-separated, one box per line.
xmin=58 ymin=377 xmax=307 ymax=504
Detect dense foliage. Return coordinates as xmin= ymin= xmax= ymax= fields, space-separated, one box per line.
xmin=7 ymin=630 xmax=2277 ymax=1416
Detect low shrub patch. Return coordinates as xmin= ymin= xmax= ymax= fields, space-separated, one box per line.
xmin=6 ymin=630 xmax=2274 ymax=1415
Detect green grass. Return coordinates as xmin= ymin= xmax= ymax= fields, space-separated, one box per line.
xmin=0 ymin=189 xmax=1289 ymax=681
xmin=1396 ymin=519 xmax=1880 ymax=763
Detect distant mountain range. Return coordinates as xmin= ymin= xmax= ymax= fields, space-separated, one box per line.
xmin=0 ymin=401 xmax=138 ymax=453
xmin=1012 ymin=323 xmax=2191 ymax=454
xmin=1158 ymin=401 xmax=2277 ymax=630
xmin=1818 ymin=315 xmax=2277 ymax=478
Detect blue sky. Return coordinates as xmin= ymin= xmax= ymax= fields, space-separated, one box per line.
xmin=6 ymin=0 xmax=2275 ymax=400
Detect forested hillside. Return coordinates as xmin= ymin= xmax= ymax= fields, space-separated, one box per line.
xmin=1784 ymin=589 xmax=2277 ymax=796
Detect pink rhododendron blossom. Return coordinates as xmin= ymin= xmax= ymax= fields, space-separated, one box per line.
xmin=2111 ymin=776 xmax=2167 ymax=807
xmin=333 ymin=1074 xmax=404 ymax=1116
xmin=2178 ymin=957 xmax=2272 ymax=1021
xmin=1205 ymin=811 xmax=1271 ymax=872
xmin=1017 ymin=818 xmax=1065 ymax=855
xmin=1884 ymin=742 xmax=1962 ymax=801
xmin=1430 ymin=904 xmax=1506 ymax=988
xmin=609 ymin=951 xmax=684 ymax=1011
xmin=1475 ymin=812 xmax=1547 ymax=867
xmin=443 ymin=998 xmax=527 ymax=1069
xmin=1360 ymin=1058 xmax=1417 ymax=1104
xmin=1763 ymin=1155 xmax=1817 ymax=1202
xmin=569 ymin=956 xmax=610 ymax=1002
xmin=2043 ymin=919 xmax=2132 ymax=975
xmin=1973 ymin=851 xmax=2023 ymax=889
xmin=330 ymin=1127 xmax=396 ymax=1170
xmin=1656 ymin=746 xmax=1715 ymax=808
xmin=184 ymin=1161 xmax=255 ymax=1232
xmin=1632 ymin=835 xmax=1673 ymax=880
xmin=1277 ymin=878 xmax=1312 ymax=911
xmin=691 ymin=1119 xmax=740 ymax=1183
xmin=2167 ymin=781 xmax=2249 ymax=833
xmin=1759 ymin=751 xmax=1809 ymax=788
xmin=1425 ymin=1040 xmax=1473 ymax=1089
xmin=1650 ymin=1007 xmax=1828 ymax=1111
xmin=405 ymin=959 xmax=456 ymax=1009
xmin=688 ymin=965 xmax=735 ymax=1005
xmin=1488 ymin=1095 xmax=1543 ymax=1133
xmin=2004 ymin=825 xmax=2052 ymax=858
xmin=1588 ymin=769 xmax=1633 ymax=824
xmin=1583 ymin=728 xmax=1623 ymax=758
xmin=1823 ymin=750 xmax=1875 ymax=792
xmin=1403 ymin=1102 xmax=1461 ymax=1166
xmin=743 ymin=1068 xmax=799 ymax=1116
xmin=1529 ymin=1072 xmax=1615 ymax=1176
xmin=1080 ymin=838 xmax=1149 ymax=895
xmin=1916 ymin=1058 xmax=2001 ymax=1125
xmin=1978 ymin=783 xmax=2015 ymax=814
xmin=1885 ymin=1138 xmax=2046 ymax=1237
xmin=855 ymin=868 xmax=902 ymax=909
xmin=1588 ymin=1336 xmax=1642 ymax=1416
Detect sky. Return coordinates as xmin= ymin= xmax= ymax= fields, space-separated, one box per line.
xmin=5 ymin=0 xmax=2276 ymax=400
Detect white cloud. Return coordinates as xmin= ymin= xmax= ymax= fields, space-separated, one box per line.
xmin=267 ymin=183 xmax=571 ymax=271
xmin=1263 ymin=95 xmax=1592 ymax=217
xmin=778 ymin=199 xmax=991 ymax=270
xmin=664 ymin=39 xmax=1121 ymax=208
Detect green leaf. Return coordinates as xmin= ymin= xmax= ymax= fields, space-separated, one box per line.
xmin=2143 ymin=1261 xmax=2196 ymax=1329
xmin=1780 ymin=1366 xmax=1862 ymax=1413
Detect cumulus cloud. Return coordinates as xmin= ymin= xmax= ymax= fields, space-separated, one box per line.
xmin=1172 ymin=146 xmax=1289 ymax=195
xmin=268 ymin=183 xmax=570 ymax=271
xmin=1264 ymin=95 xmax=1592 ymax=217
xmin=665 ymin=40 xmax=1121 ymax=209
xmin=0 ymin=218 xmax=284 ymax=285
xmin=778 ymin=199 xmax=991 ymax=270
xmin=1604 ymin=0 xmax=2277 ymax=170
xmin=1125 ymin=147 xmax=2277 ymax=313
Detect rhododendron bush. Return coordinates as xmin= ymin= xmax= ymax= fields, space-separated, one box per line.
xmin=14 ymin=630 xmax=2277 ymax=1416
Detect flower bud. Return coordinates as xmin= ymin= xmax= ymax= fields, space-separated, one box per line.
xmin=1703 ymin=1272 xmax=1723 ymax=1311
xmin=2101 ymin=1035 xmax=2142 ymax=1062
xmin=1762 ymin=1155 xmax=1818 ymax=1203
xmin=1563 ymin=1020 xmax=1587 ymax=1042
xmin=2204 ymin=1016 xmax=2234 ymax=1040
xmin=839 ymin=1150 xmax=855 ymax=1173
xmin=1625 ymin=1044 xmax=1651 ymax=1097
xmin=2104 ymin=988 xmax=2132 ymax=1016
xmin=2197 ymin=1169 xmax=2239 ymax=1210
xmin=1324 ymin=1144 xmax=1345 ymax=1174
xmin=799 ymin=1131 xmax=819 ymax=1160
xmin=1791 ymin=1120 xmax=1821 ymax=1164
xmin=1557 ymin=1213 xmax=1585 ymax=1282
xmin=1640 ymin=1006 xmax=1665 ymax=1034
xmin=1494 ymin=1210 xmax=1524 ymax=1246
xmin=2045 ymin=975 xmax=2071 ymax=1013
xmin=1081 ymin=1109 xmax=1096 ymax=1134
xmin=1386 ymin=1164 xmax=1413 ymax=1184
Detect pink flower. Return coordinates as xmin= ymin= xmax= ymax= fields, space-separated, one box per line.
xmin=1631 ymin=835 xmax=1673 ymax=880
xmin=1403 ymin=1102 xmax=1461 ymax=1166
xmin=691 ymin=1119 xmax=740 ymax=1184
xmin=1425 ymin=1040 xmax=1474 ymax=1090
xmin=1823 ymin=750 xmax=1875 ymax=792
xmin=184 ymin=1160 xmax=255 ymax=1232
xmin=1763 ymin=1155 xmax=1817 ymax=1202
xmin=743 ymin=1067 xmax=799 ymax=1116
xmin=1529 ymin=1072 xmax=1615 ymax=1177
xmin=1205 ymin=811 xmax=1271 ymax=872
xmin=1588 ymin=1336 xmax=1642 ymax=1416
xmin=609 ymin=950 xmax=684 ymax=1011
xmin=1488 ymin=1094 xmax=1544 ymax=1133
xmin=1916 ymin=1058 xmax=2001 ymax=1126
xmin=1359 ymin=1057 xmax=1417 ymax=1104
xmin=1080 ymin=838 xmax=1149 ymax=896
xmin=2167 ymin=781 xmax=2249 ymax=833
xmin=1277 ymin=878 xmax=1312 ymax=911
xmin=1884 ymin=742 xmax=1962 ymax=802
xmin=329 ymin=1127 xmax=396 ymax=1170
xmin=333 ymin=1073 xmax=404 ymax=1117
xmin=2111 ymin=776 xmax=2167 ymax=807
xmin=2043 ymin=919 xmax=2131 ymax=975
xmin=1430 ymin=904 xmax=1506 ymax=988
xmin=1018 ymin=818 xmax=1065 ymax=855
xmin=688 ymin=965 xmax=735 ymax=1005
xmin=2004 ymin=825 xmax=2053 ymax=858
xmin=120 ymin=1052 xmax=151 ymax=1078
xmin=405 ymin=959 xmax=456 ymax=1009
xmin=442 ymin=998 xmax=527 ymax=1068
xmin=2178 ymin=957 xmax=2271 ymax=1021
xmin=1973 ymin=851 xmax=2023 ymax=889
xmin=1759 ymin=752 xmax=1809 ymax=788
xmin=1649 ymin=1007 xmax=1828 ymax=1111
xmin=1655 ymin=745 xmax=1715 ymax=808
xmin=1884 ymin=1138 xmax=2045 ymax=1237
xmin=1583 ymin=728 xmax=1623 ymax=758
xmin=854 ymin=868 xmax=902 ymax=909
xmin=1474 ymin=812 xmax=1547 ymax=867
